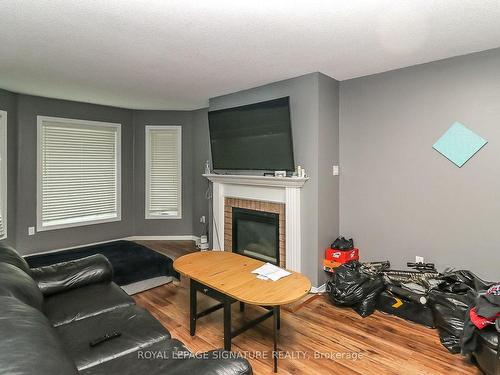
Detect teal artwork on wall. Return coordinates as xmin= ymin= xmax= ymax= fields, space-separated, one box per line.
xmin=433 ymin=122 xmax=487 ymax=167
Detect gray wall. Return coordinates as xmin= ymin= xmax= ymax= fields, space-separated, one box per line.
xmin=191 ymin=108 xmax=211 ymax=237
xmin=8 ymin=47 xmax=495 ymax=282
xmin=0 ymin=90 xmax=209 ymax=255
xmin=209 ymin=73 xmax=340 ymax=286
xmin=0 ymin=89 xmax=18 ymax=248
xmin=15 ymin=94 xmax=135 ymax=254
xmin=339 ymin=48 xmax=500 ymax=280
xmin=132 ymin=110 xmax=195 ymax=236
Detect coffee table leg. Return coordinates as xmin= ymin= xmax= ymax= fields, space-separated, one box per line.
xmin=224 ymin=301 xmax=232 ymax=351
xmin=273 ymin=306 xmax=279 ymax=373
xmin=239 ymin=301 xmax=245 ymax=312
xmin=277 ymin=306 xmax=280 ymax=330
xmin=190 ymin=280 xmax=197 ymax=336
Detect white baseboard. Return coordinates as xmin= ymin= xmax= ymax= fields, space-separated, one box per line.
xmin=126 ymin=235 xmax=201 ymax=243
xmin=310 ymin=283 xmax=326 ymax=294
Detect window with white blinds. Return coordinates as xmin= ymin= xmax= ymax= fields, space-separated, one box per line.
xmin=145 ymin=126 xmax=182 ymax=219
xmin=0 ymin=110 xmax=7 ymax=240
xmin=37 ymin=116 xmax=121 ymax=231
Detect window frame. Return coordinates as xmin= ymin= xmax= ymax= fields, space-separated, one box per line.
xmin=36 ymin=116 xmax=122 ymax=232
xmin=145 ymin=125 xmax=182 ymax=220
xmin=0 ymin=110 xmax=7 ymax=240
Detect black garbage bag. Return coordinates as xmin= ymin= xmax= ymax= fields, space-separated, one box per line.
xmin=428 ymin=288 xmax=477 ymax=353
xmin=438 ymin=270 xmax=491 ymax=293
xmin=326 ymin=261 xmax=385 ymax=317
xmin=428 ymin=270 xmax=492 ymax=354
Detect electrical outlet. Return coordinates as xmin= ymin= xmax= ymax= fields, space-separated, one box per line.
xmin=28 ymin=227 xmax=35 ymax=236
xmin=332 ymin=165 xmax=339 ymax=176
xmin=200 ymin=216 xmax=206 ymax=223
xmin=415 ymin=256 xmax=424 ymax=264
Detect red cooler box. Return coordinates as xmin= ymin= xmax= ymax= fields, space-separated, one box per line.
xmin=325 ymin=247 xmax=359 ymax=264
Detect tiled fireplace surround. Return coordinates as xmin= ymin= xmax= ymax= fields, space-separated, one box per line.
xmin=204 ymin=174 xmax=309 ymax=273
xmin=224 ymin=198 xmax=286 ymax=268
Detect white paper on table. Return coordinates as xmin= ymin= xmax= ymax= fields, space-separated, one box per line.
xmin=252 ymin=263 xmax=291 ymax=281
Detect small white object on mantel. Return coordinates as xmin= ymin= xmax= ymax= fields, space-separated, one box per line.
xmin=203 ymin=173 xmax=309 ymax=274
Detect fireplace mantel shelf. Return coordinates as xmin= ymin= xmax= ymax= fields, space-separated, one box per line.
xmin=203 ymin=173 xmax=309 ymax=188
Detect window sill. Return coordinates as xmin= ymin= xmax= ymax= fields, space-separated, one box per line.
xmin=37 ymin=215 xmax=121 ymax=232
xmin=145 ymin=214 xmax=182 ymax=220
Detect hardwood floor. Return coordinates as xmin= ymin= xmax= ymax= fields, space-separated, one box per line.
xmin=134 ymin=280 xmax=479 ymax=375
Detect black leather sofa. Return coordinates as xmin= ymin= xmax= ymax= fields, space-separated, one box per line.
xmin=0 ymin=244 xmax=252 ymax=375
xmin=472 ymin=320 xmax=499 ymax=375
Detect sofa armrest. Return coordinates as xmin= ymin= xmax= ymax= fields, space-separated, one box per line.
xmin=30 ymin=254 xmax=113 ymax=295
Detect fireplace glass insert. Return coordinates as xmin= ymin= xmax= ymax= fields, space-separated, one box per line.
xmin=232 ymin=207 xmax=279 ymax=265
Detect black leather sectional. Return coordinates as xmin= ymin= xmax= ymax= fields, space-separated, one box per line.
xmin=0 ymin=244 xmax=252 ymax=375
xmin=472 ymin=321 xmax=500 ymax=375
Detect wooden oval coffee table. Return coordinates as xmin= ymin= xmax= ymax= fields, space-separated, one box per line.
xmin=174 ymin=251 xmax=311 ymax=372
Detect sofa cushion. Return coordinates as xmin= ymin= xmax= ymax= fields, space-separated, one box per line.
xmin=476 ymin=327 xmax=499 ymax=350
xmin=159 ymin=350 xmax=253 ymax=375
xmin=0 ymin=244 xmax=31 ymax=274
xmin=56 ymin=305 xmax=171 ymax=370
xmin=0 ymin=296 xmax=79 ymax=375
xmin=0 ymin=262 xmax=44 ymax=310
xmin=44 ymin=282 xmax=134 ymax=326
xmin=473 ymin=335 xmax=498 ymax=375
xmin=80 ymin=339 xmax=253 ymax=375
xmin=80 ymin=339 xmax=189 ymax=375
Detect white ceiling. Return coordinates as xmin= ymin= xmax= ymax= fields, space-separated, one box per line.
xmin=1 ymin=0 xmax=500 ymax=110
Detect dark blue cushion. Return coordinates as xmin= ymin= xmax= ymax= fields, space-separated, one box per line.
xmin=26 ymin=241 xmax=176 ymax=285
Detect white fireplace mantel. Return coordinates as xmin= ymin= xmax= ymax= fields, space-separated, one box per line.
xmin=203 ymin=173 xmax=309 ymax=273
xmin=202 ymin=174 xmax=309 ymax=188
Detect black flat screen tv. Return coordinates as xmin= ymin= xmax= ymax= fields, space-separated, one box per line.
xmin=208 ymin=97 xmax=294 ymax=171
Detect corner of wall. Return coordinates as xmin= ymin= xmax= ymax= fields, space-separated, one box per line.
xmin=316 ymin=73 xmax=340 ymax=285
xmin=0 ymin=89 xmax=18 ymax=249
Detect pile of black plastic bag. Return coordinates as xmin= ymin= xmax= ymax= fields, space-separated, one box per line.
xmin=326 ymin=261 xmax=386 ymax=317
xmin=326 ymin=261 xmax=494 ymax=354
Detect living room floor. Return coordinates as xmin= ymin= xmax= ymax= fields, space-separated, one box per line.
xmin=134 ymin=280 xmax=479 ymax=375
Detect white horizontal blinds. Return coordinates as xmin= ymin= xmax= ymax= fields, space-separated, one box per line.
xmin=40 ymin=118 xmax=120 ymax=229
xmin=147 ymin=127 xmax=181 ymax=218
xmin=0 ymin=111 xmax=6 ymax=239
